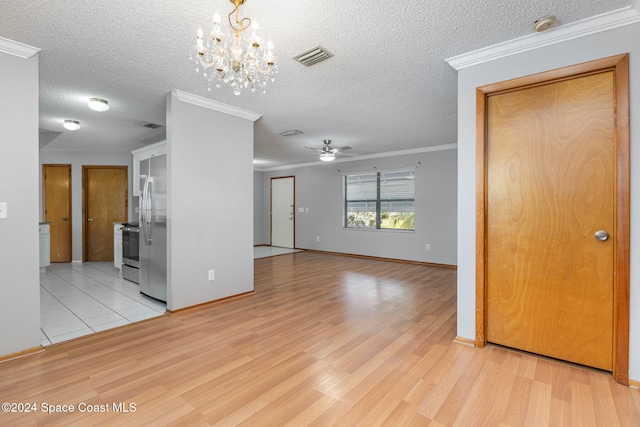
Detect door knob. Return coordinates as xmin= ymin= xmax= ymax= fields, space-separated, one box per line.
xmin=87 ymin=218 xmax=94 ymax=222
xmin=594 ymin=230 xmax=609 ymax=241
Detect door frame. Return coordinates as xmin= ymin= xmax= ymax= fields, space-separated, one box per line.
xmin=42 ymin=164 xmax=72 ymax=262
xmin=82 ymin=165 xmax=129 ymax=262
xmin=270 ymin=176 xmax=295 ymax=248
xmin=475 ymin=54 xmax=630 ymax=384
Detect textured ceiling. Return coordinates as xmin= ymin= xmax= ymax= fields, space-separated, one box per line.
xmin=0 ymin=0 xmax=633 ymax=168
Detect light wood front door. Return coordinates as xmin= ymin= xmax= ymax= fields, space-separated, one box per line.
xmin=43 ymin=164 xmax=72 ymax=262
xmin=271 ymin=177 xmax=295 ymax=248
xmin=83 ymin=166 xmax=128 ymax=261
xmin=476 ymin=55 xmax=630 ymax=381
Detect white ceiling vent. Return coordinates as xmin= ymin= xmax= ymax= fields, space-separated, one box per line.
xmin=279 ymin=129 xmax=303 ymax=137
xmin=293 ymin=46 xmax=333 ymax=67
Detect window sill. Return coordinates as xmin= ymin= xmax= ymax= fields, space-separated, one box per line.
xmin=343 ymin=227 xmax=415 ymax=234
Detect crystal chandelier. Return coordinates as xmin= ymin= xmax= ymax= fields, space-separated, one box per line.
xmin=191 ymin=0 xmax=277 ymax=95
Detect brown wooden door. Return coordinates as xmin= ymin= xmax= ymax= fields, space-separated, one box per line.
xmin=83 ymin=166 xmax=128 ymax=261
xmin=43 ymin=164 xmax=72 ymax=262
xmin=485 ymin=71 xmax=616 ymax=370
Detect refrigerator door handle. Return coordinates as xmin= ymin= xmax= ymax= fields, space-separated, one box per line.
xmin=138 ymin=195 xmax=143 ymax=225
xmin=141 ymin=176 xmax=149 ymax=221
xmin=141 ymin=176 xmax=151 ymax=243
xmin=146 ymin=178 xmax=154 ymax=243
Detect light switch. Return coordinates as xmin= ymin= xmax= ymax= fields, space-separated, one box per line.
xmin=0 ymin=202 xmax=7 ymax=219
xmin=298 ymin=207 xmax=304 ymax=213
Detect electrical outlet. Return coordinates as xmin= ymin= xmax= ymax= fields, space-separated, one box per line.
xmin=0 ymin=202 xmax=6 ymax=219
xmin=425 ymin=244 xmax=430 ymax=251
xmin=316 ymin=236 xmax=320 ymax=242
xmin=208 ymin=270 xmax=215 ymax=281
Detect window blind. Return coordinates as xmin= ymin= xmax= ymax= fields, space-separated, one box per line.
xmin=344 ymin=169 xmax=415 ymax=229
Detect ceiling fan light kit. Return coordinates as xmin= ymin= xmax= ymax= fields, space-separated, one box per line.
xmin=306 ymin=139 xmax=354 ymax=162
xmin=319 ymin=152 xmax=335 ymax=162
xmin=191 ymin=0 xmax=277 ymax=95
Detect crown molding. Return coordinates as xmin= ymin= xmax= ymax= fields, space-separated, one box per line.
xmin=0 ymin=36 xmax=40 ymax=59
xmin=173 ymin=89 xmax=262 ymax=122
xmin=254 ymin=143 xmax=458 ymax=172
xmin=446 ymin=3 xmax=640 ymax=70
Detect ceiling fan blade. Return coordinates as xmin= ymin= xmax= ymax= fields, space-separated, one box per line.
xmin=306 ymin=141 xmax=356 ymax=158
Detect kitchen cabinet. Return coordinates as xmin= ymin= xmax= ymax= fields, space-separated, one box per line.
xmin=132 ymin=141 xmax=166 ymax=196
xmin=114 ymin=223 xmax=123 ymax=270
xmin=39 ymin=223 xmax=50 ymax=269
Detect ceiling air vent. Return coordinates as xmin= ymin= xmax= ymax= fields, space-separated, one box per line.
xmin=143 ymin=123 xmax=162 ymax=129
xmin=293 ymin=46 xmax=333 ymax=67
xmin=279 ymin=129 xmax=303 ymax=137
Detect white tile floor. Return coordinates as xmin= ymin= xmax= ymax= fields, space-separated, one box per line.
xmin=40 ymin=247 xmax=302 ymax=346
xmin=40 ymin=262 xmax=166 ymax=346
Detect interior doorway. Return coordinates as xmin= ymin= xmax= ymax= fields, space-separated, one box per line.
xmin=43 ymin=164 xmax=72 ymax=262
xmin=475 ymin=55 xmax=630 ymax=383
xmin=82 ymin=166 xmax=128 ymax=261
xmin=271 ymin=176 xmax=295 ymax=248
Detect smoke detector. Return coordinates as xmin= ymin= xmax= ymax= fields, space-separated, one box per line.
xmin=534 ymin=16 xmax=556 ymax=32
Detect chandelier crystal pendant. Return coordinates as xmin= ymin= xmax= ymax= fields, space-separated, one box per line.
xmin=191 ymin=0 xmax=277 ymax=95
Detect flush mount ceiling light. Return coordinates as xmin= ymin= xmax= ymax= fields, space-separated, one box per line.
xmin=534 ymin=16 xmax=556 ymax=32
xmin=63 ymin=120 xmax=80 ymax=131
xmin=88 ymin=98 xmax=109 ymax=112
xmin=319 ymin=152 xmax=335 ymax=162
xmin=191 ymin=0 xmax=277 ymax=95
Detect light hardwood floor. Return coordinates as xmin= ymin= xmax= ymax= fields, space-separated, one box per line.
xmin=1 ymin=252 xmax=638 ymax=426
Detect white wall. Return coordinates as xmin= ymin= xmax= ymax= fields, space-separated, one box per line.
xmin=166 ymin=92 xmax=255 ymax=310
xmin=456 ymin=22 xmax=640 ymax=380
xmin=261 ymin=148 xmax=457 ymax=265
xmin=0 ymin=48 xmax=41 ymax=355
xmin=39 ymin=150 xmax=134 ymax=260
xmin=253 ymin=170 xmax=265 ymax=245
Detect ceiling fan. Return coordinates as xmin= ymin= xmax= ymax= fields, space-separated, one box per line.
xmin=304 ymin=139 xmax=355 ymax=162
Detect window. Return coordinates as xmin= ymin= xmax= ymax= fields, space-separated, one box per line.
xmin=344 ymin=169 xmax=415 ymax=230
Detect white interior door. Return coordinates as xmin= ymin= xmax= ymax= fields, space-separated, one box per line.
xmin=271 ymin=177 xmax=294 ymax=248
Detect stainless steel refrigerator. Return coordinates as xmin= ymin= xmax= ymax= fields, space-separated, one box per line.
xmin=139 ymin=154 xmax=167 ymax=302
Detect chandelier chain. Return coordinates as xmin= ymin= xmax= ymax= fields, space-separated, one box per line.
xmin=229 ymin=2 xmax=250 ymax=35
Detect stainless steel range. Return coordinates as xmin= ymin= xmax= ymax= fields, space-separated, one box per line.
xmin=121 ymin=223 xmax=140 ymax=284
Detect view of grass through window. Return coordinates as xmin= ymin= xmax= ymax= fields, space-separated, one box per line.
xmin=345 ymin=169 xmax=415 ymax=230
